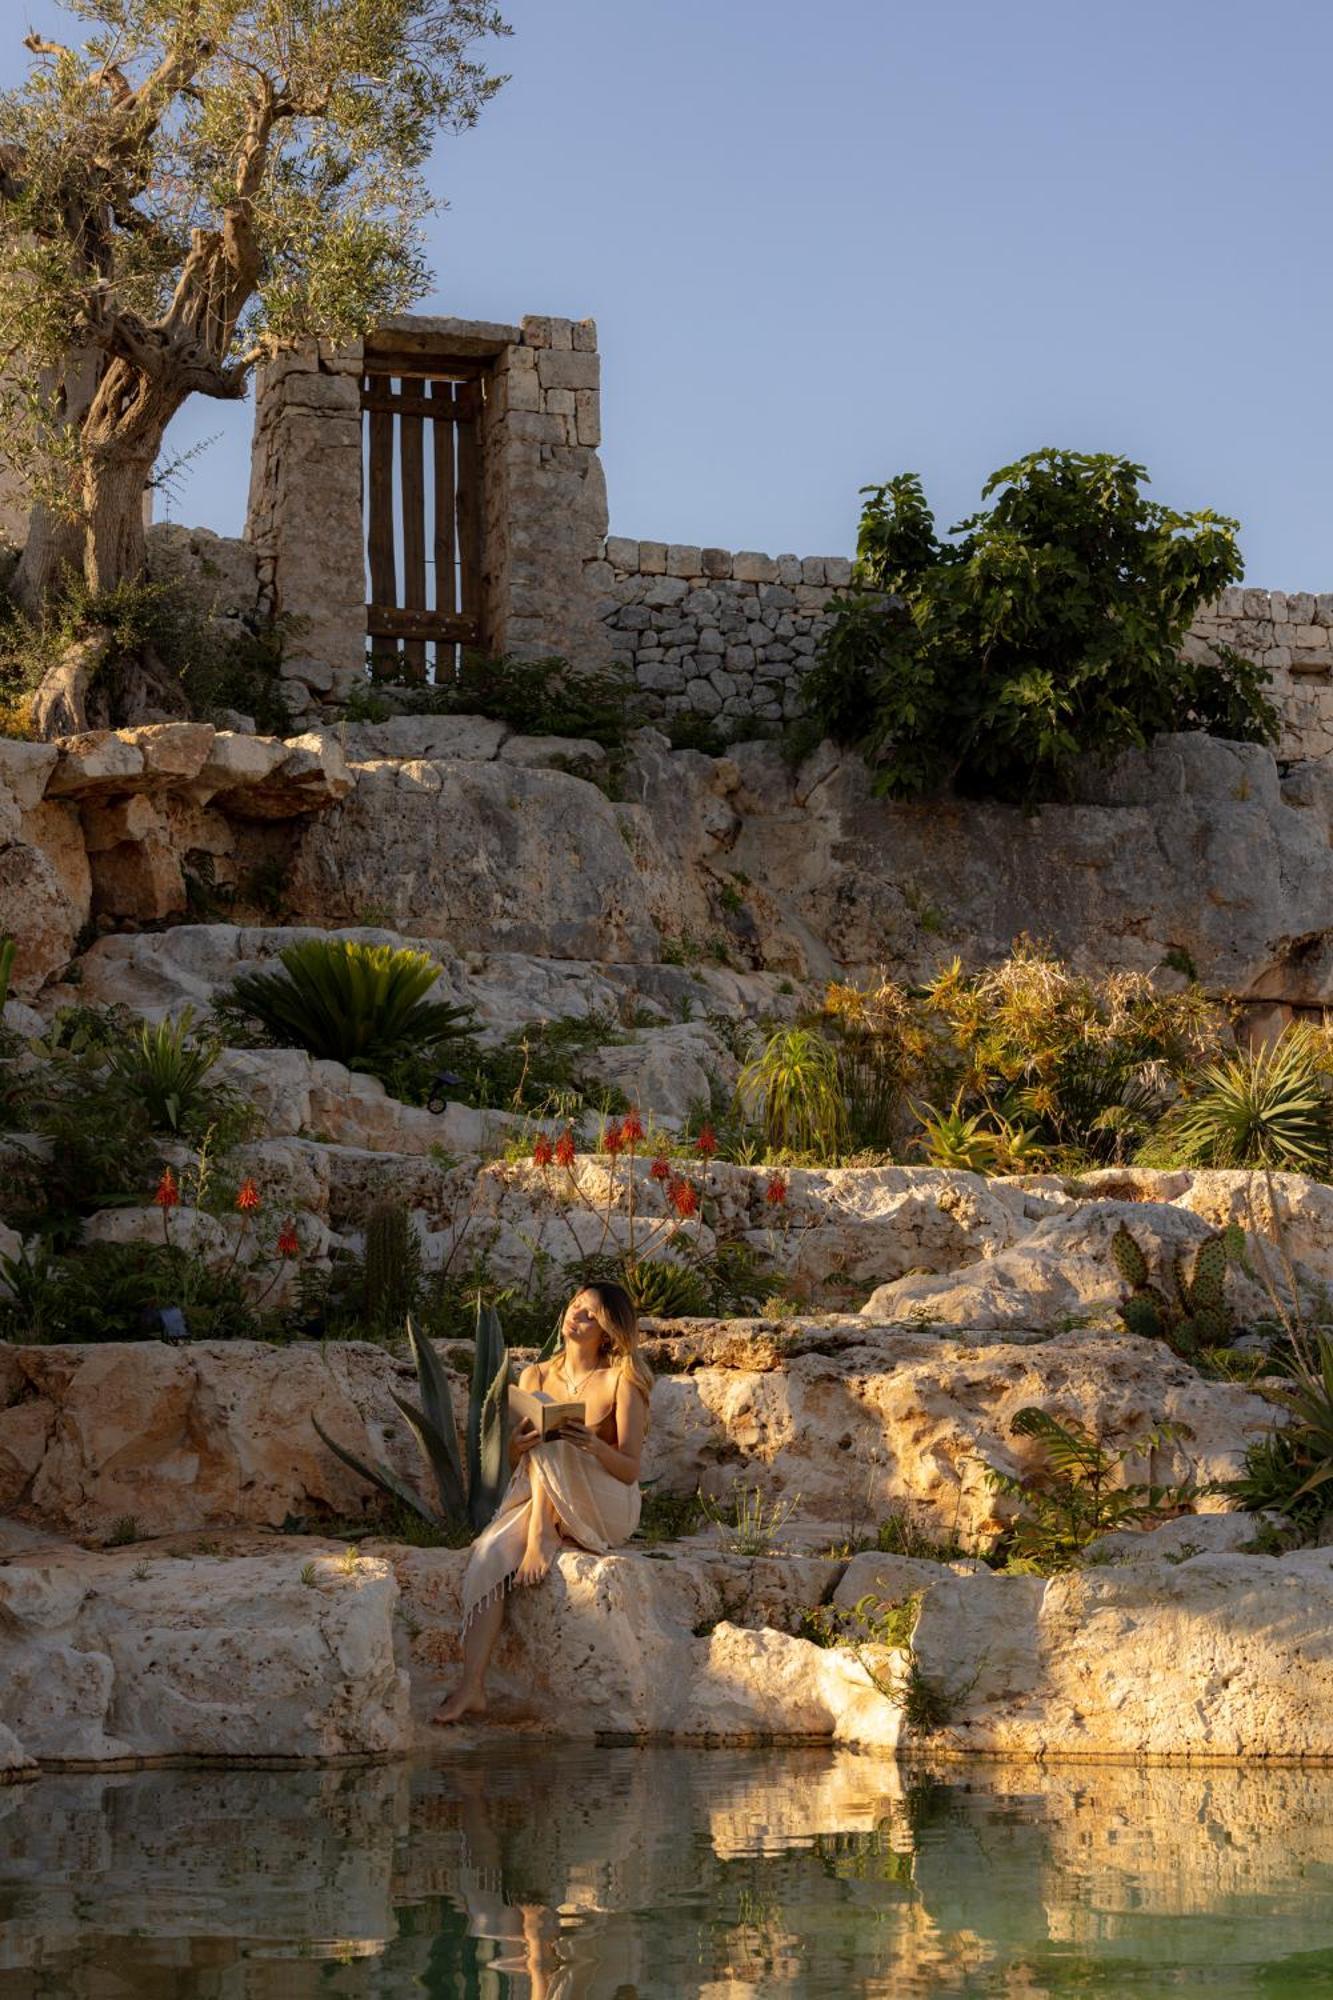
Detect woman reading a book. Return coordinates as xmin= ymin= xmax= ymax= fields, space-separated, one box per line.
xmin=432 ymin=1281 xmax=651 ymax=1725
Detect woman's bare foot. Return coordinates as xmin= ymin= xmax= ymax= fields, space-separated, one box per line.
xmin=515 ymin=1519 xmax=561 ymax=1586
xmin=431 ymin=1685 xmax=487 ymax=1726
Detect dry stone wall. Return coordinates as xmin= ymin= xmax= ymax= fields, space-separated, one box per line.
xmin=1186 ymin=587 xmax=1333 ymax=761
xmin=598 ymin=539 xmax=851 ymax=723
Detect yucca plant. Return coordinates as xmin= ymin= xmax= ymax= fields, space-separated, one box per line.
xmin=1141 ymin=1026 xmax=1332 ymax=1175
xmin=736 ymin=1025 xmax=848 ymax=1159
xmin=985 ymin=1406 xmax=1195 ymax=1569
xmin=1112 ymin=1221 xmax=1243 ymax=1359
xmin=314 ymin=1303 xmax=510 ymax=1537
xmin=104 ymin=1008 xmax=222 ymax=1134
xmin=222 ymin=938 xmax=477 ymax=1085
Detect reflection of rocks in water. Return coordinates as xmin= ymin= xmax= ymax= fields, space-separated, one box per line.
xmin=3 ymin=1749 xmax=1333 ymax=1997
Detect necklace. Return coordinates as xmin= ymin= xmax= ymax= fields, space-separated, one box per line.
xmin=557 ymin=1353 xmax=602 ymax=1398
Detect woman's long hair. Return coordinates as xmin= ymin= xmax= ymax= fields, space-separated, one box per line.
xmin=579 ymin=1281 xmax=653 ymax=1403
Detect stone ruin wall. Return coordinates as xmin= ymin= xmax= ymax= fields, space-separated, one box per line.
xmin=598 ymin=550 xmax=1333 ymax=759
xmin=0 ymin=304 xmax=1299 ymax=764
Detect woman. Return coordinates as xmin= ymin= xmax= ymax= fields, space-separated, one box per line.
xmin=432 ymin=1281 xmax=652 ymax=1725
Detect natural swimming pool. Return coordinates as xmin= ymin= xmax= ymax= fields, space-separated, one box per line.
xmin=2 ymin=1745 xmax=1332 ymax=1997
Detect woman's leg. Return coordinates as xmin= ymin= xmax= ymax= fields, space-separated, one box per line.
xmin=515 ymin=1457 xmax=564 ymax=1586
xmin=432 ymin=1588 xmax=506 ymax=1724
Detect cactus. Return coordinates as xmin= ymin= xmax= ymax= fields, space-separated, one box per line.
xmin=1113 ymin=1222 xmax=1241 ymax=1358
xmin=314 ymin=1302 xmax=510 ymax=1536
xmin=363 ymin=1198 xmax=420 ymax=1331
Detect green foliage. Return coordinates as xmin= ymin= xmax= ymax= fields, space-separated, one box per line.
xmin=799 ymin=1591 xmax=921 ymax=1653
xmin=736 ymin=1025 xmax=848 ymax=1160
xmin=699 ymin=1483 xmax=799 ymax=1555
xmin=0 ymin=1237 xmax=259 ymax=1343
xmin=0 ymin=1003 xmax=252 ymax=1234
xmin=456 ymin=1010 xmax=630 ymax=1121
xmin=800 ymin=453 xmax=1275 ymax=803
xmin=103 ymin=1008 xmax=223 ymax=1135
xmin=0 ymin=572 xmax=293 ymax=734
xmin=314 ymin=1303 xmax=510 ymax=1537
xmin=1140 ymin=1026 xmax=1333 ymax=1175
xmin=106 ymin=1515 xmax=141 ymax=1548
xmin=634 ymin=1489 xmax=708 ymax=1545
xmin=622 ymin=1255 xmax=712 ymax=1320
xmin=362 ymin=1198 xmax=421 ymax=1334
xmin=985 ymin=1405 xmax=1196 ymax=1570
xmin=1112 ymin=1221 xmax=1244 ymax=1359
xmin=1266 ymin=1334 xmax=1333 ymax=1508
xmin=354 ymin=654 xmax=643 ymax=749
xmin=218 ymin=938 xmax=479 ymax=1096
xmin=1228 ymin=1426 xmax=1327 ymax=1533
xmin=824 ymin=944 xmax=1227 ymax=1171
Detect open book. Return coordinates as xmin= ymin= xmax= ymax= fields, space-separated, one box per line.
xmin=508 ymin=1384 xmax=585 ymax=1439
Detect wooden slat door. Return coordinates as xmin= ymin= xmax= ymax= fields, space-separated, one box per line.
xmin=362 ymin=354 xmax=487 ymax=681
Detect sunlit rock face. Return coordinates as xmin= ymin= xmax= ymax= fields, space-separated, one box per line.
xmin=0 ymin=1539 xmax=410 ymax=1767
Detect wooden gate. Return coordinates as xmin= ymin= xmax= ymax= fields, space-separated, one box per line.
xmin=362 ymin=350 xmax=487 ymax=679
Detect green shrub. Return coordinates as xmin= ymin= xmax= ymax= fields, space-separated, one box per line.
xmin=104 ymin=1008 xmax=225 ymax=1135
xmin=799 ymin=452 xmax=1275 ymax=803
xmin=349 ymin=652 xmax=645 ymax=749
xmin=0 ymin=1238 xmax=259 ymax=1344
xmin=217 ymin=938 xmax=479 ymax=1096
xmin=736 ymin=1024 xmax=847 ymax=1159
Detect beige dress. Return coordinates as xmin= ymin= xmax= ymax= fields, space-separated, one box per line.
xmin=460 ymin=1389 xmax=643 ymax=1633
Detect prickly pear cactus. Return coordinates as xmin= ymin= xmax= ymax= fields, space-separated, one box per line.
xmin=1186 ymin=1232 xmax=1230 ymax=1314
xmin=1111 ymin=1224 xmax=1149 ymax=1289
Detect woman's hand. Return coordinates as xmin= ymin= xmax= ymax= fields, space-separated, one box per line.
xmin=511 ymin=1420 xmax=542 ymax=1456
xmin=558 ymin=1419 xmax=605 ymax=1463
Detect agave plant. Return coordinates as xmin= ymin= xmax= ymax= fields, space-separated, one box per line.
xmin=912 ymin=1097 xmax=999 ymax=1173
xmin=223 ymin=938 xmax=477 ymax=1080
xmin=314 ymin=1304 xmax=510 ymax=1535
xmin=736 ymin=1025 xmax=847 ymax=1159
xmin=1143 ymin=1026 xmax=1332 ymax=1175
xmin=105 ymin=1008 xmax=222 ymax=1134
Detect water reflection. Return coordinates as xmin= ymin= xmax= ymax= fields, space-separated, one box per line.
xmin=2 ymin=1748 xmax=1333 ymax=1996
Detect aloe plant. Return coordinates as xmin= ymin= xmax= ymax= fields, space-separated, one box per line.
xmin=314 ymin=1303 xmax=510 ymax=1535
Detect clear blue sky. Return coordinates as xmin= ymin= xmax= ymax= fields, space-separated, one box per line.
xmin=6 ymin=0 xmax=1333 ymax=581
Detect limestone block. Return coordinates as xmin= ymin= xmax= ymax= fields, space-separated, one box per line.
xmin=606 ymin=536 xmax=640 ymax=571
xmin=639 ymin=542 xmax=668 ymax=576
xmin=340 ymin=715 xmax=509 ymax=764
xmin=46 ymin=732 xmax=145 ymax=799
xmin=0 ymin=803 xmax=89 ymax=997
xmin=499 ymin=734 xmax=608 ymax=778
xmin=197 ymin=730 xmax=290 ymax=795
xmin=732 ymin=552 xmax=777 ymax=584
xmin=0 ymin=738 xmax=56 ymax=811
xmin=667 ymin=545 xmax=704 ymax=578
xmin=643 ymin=576 xmax=689 ymax=609
xmin=824 ymin=558 xmax=853 ymax=587
xmin=225 ymin=730 xmax=351 ymax=820
xmin=0 ymin=1545 xmax=411 ymax=1764
xmin=573 ymin=318 xmax=598 ymax=352
xmin=575 ymin=389 xmax=601 ymax=446
xmin=535 ymin=349 xmax=599 ymax=392
xmin=801 ymin=558 xmax=828 ymax=588
xmin=80 ymin=793 xmax=163 ymax=853
xmin=543 ymin=387 xmax=576 ymax=416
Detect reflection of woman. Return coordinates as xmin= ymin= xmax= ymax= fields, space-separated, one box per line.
xmin=433 ymin=1283 xmax=651 ymax=1726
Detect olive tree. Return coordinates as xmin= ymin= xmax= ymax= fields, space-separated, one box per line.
xmin=0 ymin=0 xmax=509 ymax=733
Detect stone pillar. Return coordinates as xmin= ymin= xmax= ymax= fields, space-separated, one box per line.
xmin=484 ymin=315 xmax=612 ymax=667
xmin=245 ymin=340 xmax=366 ymax=716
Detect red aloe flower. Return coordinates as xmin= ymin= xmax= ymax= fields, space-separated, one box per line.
xmin=765 ymin=1173 xmax=789 ymax=1206
xmin=235 ymin=1177 xmax=261 ymax=1215
xmin=276 ymin=1220 xmax=300 ymax=1258
xmin=695 ymin=1125 xmax=718 ymax=1158
xmin=153 ymin=1167 xmax=180 ymax=1210
xmin=620 ymin=1110 xmax=646 ymax=1146
xmin=649 ymin=1155 xmax=672 ymax=1182
xmin=554 ymin=1128 xmax=577 ymax=1169
xmin=532 ymin=1134 xmax=555 ymax=1169
xmin=667 ymin=1176 xmax=700 ymax=1220
xmin=603 ymin=1120 xmax=626 ymax=1156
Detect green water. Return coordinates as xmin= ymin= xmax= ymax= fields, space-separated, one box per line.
xmin=2 ymin=1748 xmax=1333 ymax=1998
